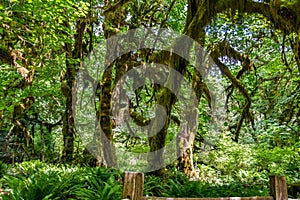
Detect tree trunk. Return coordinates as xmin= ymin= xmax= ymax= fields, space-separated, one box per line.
xmin=97 ymin=0 xmax=122 ymax=167
xmin=177 ymin=71 xmax=203 ymax=177
xmin=61 ymin=40 xmax=76 ymax=162
xmin=148 ymin=88 xmax=175 ymax=176
xmin=175 ymin=0 xmax=207 ymax=176
xmin=61 ymin=20 xmax=86 ymax=163
xmin=98 ymin=63 xmax=117 ymax=167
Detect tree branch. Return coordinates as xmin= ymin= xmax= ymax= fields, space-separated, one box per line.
xmin=211 ymin=53 xmax=252 ymax=142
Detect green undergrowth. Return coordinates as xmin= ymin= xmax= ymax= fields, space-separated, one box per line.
xmin=0 ymin=161 xmax=123 ymax=200
xmin=0 ymin=160 xmax=276 ymax=200
xmin=144 ymin=168 xmax=270 ymax=198
xmin=0 ymin=138 xmax=299 ymax=200
xmin=0 ymin=141 xmax=299 ymax=200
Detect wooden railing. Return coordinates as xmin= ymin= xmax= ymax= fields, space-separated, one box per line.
xmin=122 ymin=172 xmax=288 ymax=200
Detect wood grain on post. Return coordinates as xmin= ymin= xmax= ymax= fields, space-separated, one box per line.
xmin=122 ymin=172 xmax=144 ymax=200
xmin=269 ymin=175 xmax=288 ymax=200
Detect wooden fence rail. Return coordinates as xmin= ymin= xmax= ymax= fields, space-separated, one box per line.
xmin=142 ymin=197 xmax=274 ymax=200
xmin=122 ymin=172 xmax=288 ymax=200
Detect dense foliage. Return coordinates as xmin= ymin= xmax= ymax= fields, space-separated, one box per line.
xmin=0 ymin=156 xmax=299 ymax=199
xmin=0 ymin=0 xmax=299 ymax=199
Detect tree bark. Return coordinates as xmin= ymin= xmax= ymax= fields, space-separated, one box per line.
xmin=97 ymin=0 xmax=128 ymax=167
xmin=148 ymin=88 xmax=175 ymax=176
xmin=61 ymin=20 xmax=86 ymax=163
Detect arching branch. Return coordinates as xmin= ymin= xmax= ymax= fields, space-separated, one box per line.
xmin=216 ymin=59 xmax=252 ymax=141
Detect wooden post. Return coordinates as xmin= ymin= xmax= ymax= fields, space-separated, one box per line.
xmin=122 ymin=172 xmax=144 ymax=200
xmin=269 ymin=175 xmax=288 ymax=200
